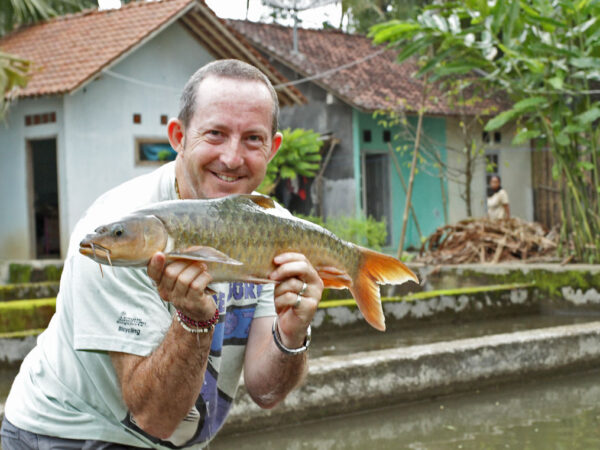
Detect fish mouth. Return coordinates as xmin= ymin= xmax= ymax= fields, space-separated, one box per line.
xmin=79 ymin=240 xmax=113 ymax=265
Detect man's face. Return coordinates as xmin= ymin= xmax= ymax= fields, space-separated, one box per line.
xmin=171 ymin=76 xmax=282 ymax=199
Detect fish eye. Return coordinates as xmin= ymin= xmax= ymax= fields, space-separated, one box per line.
xmin=112 ymin=224 xmax=125 ymax=237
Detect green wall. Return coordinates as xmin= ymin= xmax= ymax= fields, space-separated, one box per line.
xmin=353 ymin=110 xmax=448 ymax=252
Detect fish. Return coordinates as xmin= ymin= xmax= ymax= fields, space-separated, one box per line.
xmin=79 ymin=194 xmax=419 ymax=331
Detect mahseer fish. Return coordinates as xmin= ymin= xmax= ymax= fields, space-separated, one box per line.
xmin=79 ymin=194 xmax=418 ymax=331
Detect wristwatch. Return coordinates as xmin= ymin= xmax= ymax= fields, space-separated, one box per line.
xmin=272 ymin=317 xmax=311 ymax=355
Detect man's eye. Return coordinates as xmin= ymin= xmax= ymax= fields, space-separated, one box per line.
xmin=209 ymin=130 xmax=221 ymax=136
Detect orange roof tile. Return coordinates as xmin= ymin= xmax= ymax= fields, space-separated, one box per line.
xmin=229 ymin=20 xmax=504 ymax=116
xmin=0 ymin=0 xmax=305 ymax=106
xmin=1 ymin=0 xmax=196 ymax=97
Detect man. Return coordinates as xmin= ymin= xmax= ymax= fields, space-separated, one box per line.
xmin=486 ymin=175 xmax=510 ymax=220
xmin=1 ymin=59 xmax=323 ymax=448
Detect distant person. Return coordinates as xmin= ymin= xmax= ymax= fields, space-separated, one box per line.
xmin=487 ymin=175 xmax=510 ymax=219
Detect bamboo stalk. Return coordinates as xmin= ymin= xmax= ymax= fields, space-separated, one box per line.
xmin=397 ymin=77 xmax=428 ymax=259
xmin=386 ymin=143 xmax=423 ymax=240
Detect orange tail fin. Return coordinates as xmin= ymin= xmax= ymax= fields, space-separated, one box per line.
xmin=349 ymin=246 xmax=419 ymax=332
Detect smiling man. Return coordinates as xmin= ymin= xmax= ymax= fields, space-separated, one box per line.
xmin=1 ymin=60 xmax=323 ymax=449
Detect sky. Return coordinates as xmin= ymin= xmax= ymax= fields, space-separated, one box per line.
xmin=98 ymin=0 xmax=344 ymax=29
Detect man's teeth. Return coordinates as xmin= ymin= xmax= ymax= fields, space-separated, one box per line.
xmin=215 ymin=173 xmax=238 ymax=182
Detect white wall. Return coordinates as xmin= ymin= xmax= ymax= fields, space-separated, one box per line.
xmin=0 ymin=22 xmax=214 ymax=259
xmin=445 ymin=118 xmax=533 ymax=224
xmin=0 ymin=97 xmax=64 ymax=259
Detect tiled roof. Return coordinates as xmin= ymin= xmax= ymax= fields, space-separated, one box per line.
xmin=0 ymin=0 xmax=304 ymax=105
xmin=229 ymin=20 xmax=502 ymax=115
xmin=1 ymin=0 xmax=195 ymax=97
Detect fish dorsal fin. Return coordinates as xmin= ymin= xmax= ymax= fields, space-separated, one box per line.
xmin=166 ymin=246 xmax=243 ymax=265
xmin=234 ymin=194 xmax=276 ymax=209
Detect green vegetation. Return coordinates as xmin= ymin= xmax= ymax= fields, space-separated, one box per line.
xmin=8 ymin=263 xmax=62 ymax=283
xmin=370 ymin=1 xmax=600 ymax=262
xmin=297 ymin=214 xmax=388 ymax=251
xmin=0 ymin=298 xmax=56 ymax=333
xmin=318 ymin=283 xmax=534 ymax=308
xmin=8 ymin=263 xmax=32 ymax=284
xmin=258 ymin=128 xmax=322 ymax=195
xmin=0 ymin=281 xmax=59 ymax=302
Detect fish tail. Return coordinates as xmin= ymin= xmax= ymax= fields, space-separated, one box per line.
xmin=349 ymin=246 xmax=419 ymax=332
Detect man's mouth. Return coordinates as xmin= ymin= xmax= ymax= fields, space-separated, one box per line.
xmin=213 ymin=172 xmax=241 ymax=183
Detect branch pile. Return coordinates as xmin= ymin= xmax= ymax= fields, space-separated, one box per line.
xmin=418 ymin=217 xmax=558 ymax=264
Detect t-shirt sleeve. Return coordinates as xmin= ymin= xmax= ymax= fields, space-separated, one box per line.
xmin=71 ymin=253 xmax=171 ymax=357
xmin=253 ymin=283 xmax=276 ymax=318
xmin=499 ymin=190 xmax=509 ymax=205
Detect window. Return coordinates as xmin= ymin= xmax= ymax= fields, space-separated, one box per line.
xmin=136 ymin=139 xmax=177 ymax=165
xmin=485 ymin=153 xmax=500 ymax=187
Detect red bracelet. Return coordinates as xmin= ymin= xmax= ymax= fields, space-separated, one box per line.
xmin=176 ymin=308 xmax=219 ymax=333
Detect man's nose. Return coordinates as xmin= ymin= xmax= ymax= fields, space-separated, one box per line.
xmin=220 ymin=137 xmax=244 ymax=169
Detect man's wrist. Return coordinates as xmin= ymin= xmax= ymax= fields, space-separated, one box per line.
xmin=176 ymin=308 xmax=219 ymax=333
xmin=272 ymin=317 xmax=311 ymax=355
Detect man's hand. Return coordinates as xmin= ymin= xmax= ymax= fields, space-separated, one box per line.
xmin=269 ymin=252 xmax=324 ymax=348
xmin=147 ymin=252 xmax=216 ymax=321
xmin=243 ymin=252 xmax=324 ymax=408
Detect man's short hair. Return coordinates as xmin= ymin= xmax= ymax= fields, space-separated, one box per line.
xmin=178 ymin=59 xmax=280 ymax=136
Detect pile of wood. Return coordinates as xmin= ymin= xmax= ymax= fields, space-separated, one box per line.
xmin=418 ymin=217 xmax=558 ymax=264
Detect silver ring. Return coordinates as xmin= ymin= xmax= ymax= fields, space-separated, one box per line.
xmin=299 ymin=281 xmax=308 ymax=296
xmin=294 ymin=293 xmax=303 ymax=309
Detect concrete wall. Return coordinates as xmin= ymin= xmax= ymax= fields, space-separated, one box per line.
xmin=262 ymin=58 xmax=357 ymax=219
xmin=445 ymin=118 xmax=533 ymax=223
xmin=0 ymin=23 xmax=214 ymax=259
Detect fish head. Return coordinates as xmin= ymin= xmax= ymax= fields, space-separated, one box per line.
xmin=79 ymin=215 xmax=168 ymax=266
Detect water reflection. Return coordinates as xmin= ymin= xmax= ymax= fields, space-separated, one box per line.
xmin=213 ymin=370 xmax=600 ymax=449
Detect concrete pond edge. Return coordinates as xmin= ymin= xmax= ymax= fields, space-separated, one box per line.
xmin=222 ymin=320 xmax=600 ymax=435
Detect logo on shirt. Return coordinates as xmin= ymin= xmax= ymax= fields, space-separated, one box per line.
xmin=116 ymin=312 xmax=147 ymax=336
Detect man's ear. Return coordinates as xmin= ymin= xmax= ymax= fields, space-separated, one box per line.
xmin=268 ymin=132 xmax=283 ymax=163
xmin=167 ymin=118 xmax=184 ymax=152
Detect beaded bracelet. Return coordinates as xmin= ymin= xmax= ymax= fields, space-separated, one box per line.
xmin=176 ymin=308 xmax=219 ymax=334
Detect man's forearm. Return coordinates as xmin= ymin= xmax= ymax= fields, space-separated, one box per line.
xmin=111 ymin=318 xmax=212 ymax=439
xmin=243 ymin=317 xmax=308 ymax=408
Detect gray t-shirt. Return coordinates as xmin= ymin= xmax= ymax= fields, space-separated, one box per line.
xmin=4 ymin=162 xmax=278 ymax=448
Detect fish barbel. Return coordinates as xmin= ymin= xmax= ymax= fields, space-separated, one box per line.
xmin=79 ymin=194 xmax=418 ymax=331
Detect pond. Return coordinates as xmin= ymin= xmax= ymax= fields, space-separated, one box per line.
xmin=213 ymin=369 xmax=600 ymax=449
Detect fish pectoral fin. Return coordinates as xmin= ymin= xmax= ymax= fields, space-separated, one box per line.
xmin=166 ymin=246 xmax=244 ymax=265
xmin=316 ymin=266 xmax=352 ymax=289
xmin=235 ymin=194 xmax=276 ymax=209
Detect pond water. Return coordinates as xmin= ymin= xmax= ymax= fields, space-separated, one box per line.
xmin=212 ymin=369 xmax=600 ymax=449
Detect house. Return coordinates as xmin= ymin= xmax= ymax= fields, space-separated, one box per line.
xmin=0 ymin=0 xmax=304 ymax=260
xmin=230 ymin=20 xmax=535 ymax=252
